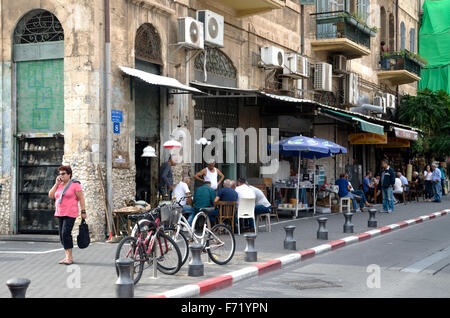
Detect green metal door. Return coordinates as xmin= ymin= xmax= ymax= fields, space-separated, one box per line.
xmin=16 ymin=59 xmax=64 ymax=134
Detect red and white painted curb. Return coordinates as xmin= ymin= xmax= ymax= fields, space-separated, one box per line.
xmin=148 ymin=209 xmax=450 ymax=298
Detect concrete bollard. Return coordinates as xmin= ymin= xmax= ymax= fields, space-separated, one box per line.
xmin=317 ymin=217 xmax=328 ymax=240
xmin=188 ymin=244 xmax=204 ymax=277
xmin=6 ymin=278 xmax=30 ymax=298
xmin=368 ymin=208 xmax=378 ymax=228
xmin=283 ymin=225 xmax=296 ymax=250
xmin=343 ymin=213 xmax=354 ymax=233
xmin=244 ymin=233 xmax=258 ymax=262
xmin=115 ymin=259 xmax=134 ymax=298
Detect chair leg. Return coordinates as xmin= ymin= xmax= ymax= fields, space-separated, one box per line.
xmin=237 ymin=218 xmax=240 ymax=235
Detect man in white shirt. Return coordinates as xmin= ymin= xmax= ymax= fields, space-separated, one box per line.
xmin=173 ymin=177 xmax=194 ymax=216
xmin=249 ymin=185 xmax=271 ymax=215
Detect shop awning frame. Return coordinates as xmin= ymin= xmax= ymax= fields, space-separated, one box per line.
xmin=319 ymin=108 xmax=385 ymax=135
xmin=120 ymin=66 xmax=205 ymax=94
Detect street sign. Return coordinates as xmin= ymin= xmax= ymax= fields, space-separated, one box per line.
xmin=113 ymin=122 xmax=120 ymax=134
xmin=111 ymin=110 xmax=123 ymax=123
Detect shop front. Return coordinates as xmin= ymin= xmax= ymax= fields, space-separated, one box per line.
xmin=14 ymin=10 xmax=65 ymax=234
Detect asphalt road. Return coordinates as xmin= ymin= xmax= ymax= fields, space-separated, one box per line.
xmin=204 ymin=212 xmax=450 ymax=298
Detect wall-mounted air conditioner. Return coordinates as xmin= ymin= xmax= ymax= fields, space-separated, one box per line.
xmin=314 ymin=62 xmax=332 ymax=92
xmin=196 ymin=10 xmax=224 ymax=48
xmin=177 ymin=17 xmax=204 ymax=50
xmin=283 ymin=53 xmax=310 ymax=78
xmin=261 ymin=46 xmax=285 ymax=68
xmin=383 ymin=93 xmax=396 ymax=108
xmin=374 ymin=95 xmax=387 ymax=113
xmin=332 ymin=54 xmax=347 ymax=73
xmin=346 ymin=72 xmax=359 ymax=105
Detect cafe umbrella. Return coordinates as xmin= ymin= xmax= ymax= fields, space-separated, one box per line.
xmin=271 ymin=136 xmax=347 ymax=216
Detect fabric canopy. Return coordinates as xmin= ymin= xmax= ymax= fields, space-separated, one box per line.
xmin=418 ymin=0 xmax=450 ymax=93
xmin=322 ymin=109 xmax=385 ymax=135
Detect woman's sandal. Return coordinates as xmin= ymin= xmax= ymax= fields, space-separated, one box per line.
xmin=62 ymin=259 xmax=73 ymax=265
xmin=59 ymin=259 xmax=67 ymax=264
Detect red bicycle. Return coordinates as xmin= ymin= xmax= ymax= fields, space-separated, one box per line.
xmin=115 ymin=206 xmax=182 ymax=284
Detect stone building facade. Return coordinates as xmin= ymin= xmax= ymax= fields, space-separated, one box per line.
xmin=0 ymin=0 xmax=422 ymax=239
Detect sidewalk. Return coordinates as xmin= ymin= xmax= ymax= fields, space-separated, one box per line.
xmin=1 ymin=196 xmax=449 ymax=298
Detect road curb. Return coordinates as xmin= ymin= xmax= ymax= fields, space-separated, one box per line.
xmin=147 ymin=209 xmax=450 ymax=298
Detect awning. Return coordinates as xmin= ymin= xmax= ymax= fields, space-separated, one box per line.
xmin=321 ymin=109 xmax=385 ymax=135
xmin=120 ymin=66 xmax=204 ymax=94
xmin=394 ymin=127 xmax=419 ymax=141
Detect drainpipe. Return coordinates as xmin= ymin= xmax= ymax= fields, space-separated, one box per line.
xmin=299 ymin=1 xmax=305 ymax=98
xmin=105 ymin=0 xmax=115 ymax=236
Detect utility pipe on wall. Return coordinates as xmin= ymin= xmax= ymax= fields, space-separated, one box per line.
xmin=104 ymin=0 xmax=115 ymax=236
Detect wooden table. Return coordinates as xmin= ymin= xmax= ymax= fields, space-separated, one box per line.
xmin=112 ymin=205 xmax=151 ymax=236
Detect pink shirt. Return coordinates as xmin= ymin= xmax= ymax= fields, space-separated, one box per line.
xmin=54 ymin=182 xmax=82 ymax=218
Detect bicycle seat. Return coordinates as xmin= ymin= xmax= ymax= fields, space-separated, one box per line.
xmin=199 ymin=207 xmax=216 ymax=215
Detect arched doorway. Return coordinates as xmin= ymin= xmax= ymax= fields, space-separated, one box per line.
xmin=14 ymin=10 xmax=65 ymax=234
xmin=389 ymin=13 xmax=395 ymax=51
xmin=380 ymin=7 xmax=387 ymax=45
xmin=134 ymin=23 xmax=162 ymax=206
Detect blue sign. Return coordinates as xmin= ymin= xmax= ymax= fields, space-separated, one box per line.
xmin=113 ymin=122 xmax=120 ymax=134
xmin=111 ymin=110 xmax=123 ymax=123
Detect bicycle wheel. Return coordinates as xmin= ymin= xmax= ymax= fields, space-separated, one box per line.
xmin=206 ymin=224 xmax=235 ymax=265
xmin=165 ymin=227 xmax=189 ymax=267
xmin=115 ymin=236 xmax=145 ymax=284
xmin=153 ymin=231 xmax=182 ymax=275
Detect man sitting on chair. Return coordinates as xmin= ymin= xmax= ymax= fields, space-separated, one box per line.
xmin=173 ymin=176 xmax=194 ymax=217
xmin=190 ymin=181 xmax=216 ymax=225
xmin=211 ymin=179 xmax=238 ymax=224
xmin=235 ymin=178 xmax=256 ymax=231
xmin=249 ymin=185 xmax=271 ymax=216
xmin=336 ymin=173 xmax=360 ymax=212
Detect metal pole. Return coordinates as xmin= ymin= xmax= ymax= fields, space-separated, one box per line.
xmin=115 ymin=259 xmax=134 ymax=298
xmin=105 ymin=0 xmax=114 ymax=236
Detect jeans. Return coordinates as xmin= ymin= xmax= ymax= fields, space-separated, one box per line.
xmin=382 ymin=187 xmax=394 ymax=212
xmin=58 ymin=216 xmax=76 ymax=250
xmin=433 ymin=182 xmax=442 ymax=202
xmin=424 ymin=181 xmax=433 ymax=199
xmin=442 ymin=179 xmax=446 ymax=196
xmin=342 ymin=193 xmax=359 ymax=211
xmin=351 ymin=190 xmax=367 ymax=209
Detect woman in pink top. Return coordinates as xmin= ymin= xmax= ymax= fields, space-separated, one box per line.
xmin=48 ymin=166 xmax=86 ymax=265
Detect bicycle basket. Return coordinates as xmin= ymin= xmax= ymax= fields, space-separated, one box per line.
xmin=160 ymin=204 xmax=180 ymax=226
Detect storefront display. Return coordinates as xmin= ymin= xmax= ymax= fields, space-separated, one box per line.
xmin=18 ymin=137 xmax=64 ymax=234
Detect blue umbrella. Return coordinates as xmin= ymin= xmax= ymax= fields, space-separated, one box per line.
xmin=270 ymin=136 xmax=347 ymax=215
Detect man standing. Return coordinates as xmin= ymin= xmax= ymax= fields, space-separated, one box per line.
xmin=431 ymin=164 xmax=442 ymax=203
xmin=336 ymin=173 xmax=360 ymax=212
xmin=439 ymin=162 xmax=446 ymax=196
xmin=380 ymin=159 xmax=396 ymax=213
xmin=194 ymin=159 xmax=225 ymax=191
xmin=159 ymin=155 xmax=176 ymax=199
xmin=173 ymin=176 xmax=195 ymax=217
xmin=191 ymin=181 xmax=216 ymax=225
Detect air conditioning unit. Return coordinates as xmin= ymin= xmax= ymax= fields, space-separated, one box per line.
xmin=314 ymin=62 xmax=332 ymax=92
xmin=332 ymin=54 xmax=347 ymax=73
xmin=383 ymin=93 xmax=396 ymax=108
xmin=283 ymin=53 xmax=310 ymax=78
xmin=374 ymin=95 xmax=387 ymax=113
xmin=177 ymin=17 xmax=204 ymax=50
xmin=261 ymin=46 xmax=285 ymax=68
xmin=196 ymin=10 xmax=224 ymax=48
xmin=346 ymin=72 xmax=359 ymax=105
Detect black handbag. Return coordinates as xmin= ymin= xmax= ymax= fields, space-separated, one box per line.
xmin=77 ymin=219 xmax=90 ymax=249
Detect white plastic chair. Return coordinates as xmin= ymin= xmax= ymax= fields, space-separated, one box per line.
xmin=237 ymin=198 xmax=256 ymax=235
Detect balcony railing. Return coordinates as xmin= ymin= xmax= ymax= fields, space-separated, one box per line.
xmin=380 ymin=50 xmax=425 ymax=77
xmin=312 ymin=11 xmax=376 ymax=50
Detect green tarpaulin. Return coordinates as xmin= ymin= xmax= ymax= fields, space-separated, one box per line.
xmin=419 ymin=0 xmax=450 ymax=93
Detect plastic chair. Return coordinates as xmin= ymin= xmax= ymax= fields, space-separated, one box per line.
xmin=237 ymin=198 xmax=256 ymax=235
xmin=257 ymin=213 xmax=271 ymax=232
xmin=339 ymin=197 xmax=351 ymax=213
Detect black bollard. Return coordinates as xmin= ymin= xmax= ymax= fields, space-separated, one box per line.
xmin=6 ymin=278 xmax=30 ymax=298
xmin=368 ymin=208 xmax=378 ymax=228
xmin=317 ymin=217 xmax=328 ymax=240
xmin=283 ymin=225 xmax=296 ymax=250
xmin=115 ymin=259 xmax=135 ymax=298
xmin=244 ymin=234 xmax=258 ymax=262
xmin=343 ymin=213 xmax=354 ymax=233
xmin=188 ymin=244 xmax=204 ymax=277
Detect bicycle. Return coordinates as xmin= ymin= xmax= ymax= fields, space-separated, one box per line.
xmin=114 ymin=206 xmax=182 ymax=284
xmin=166 ymin=197 xmax=236 ymax=266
